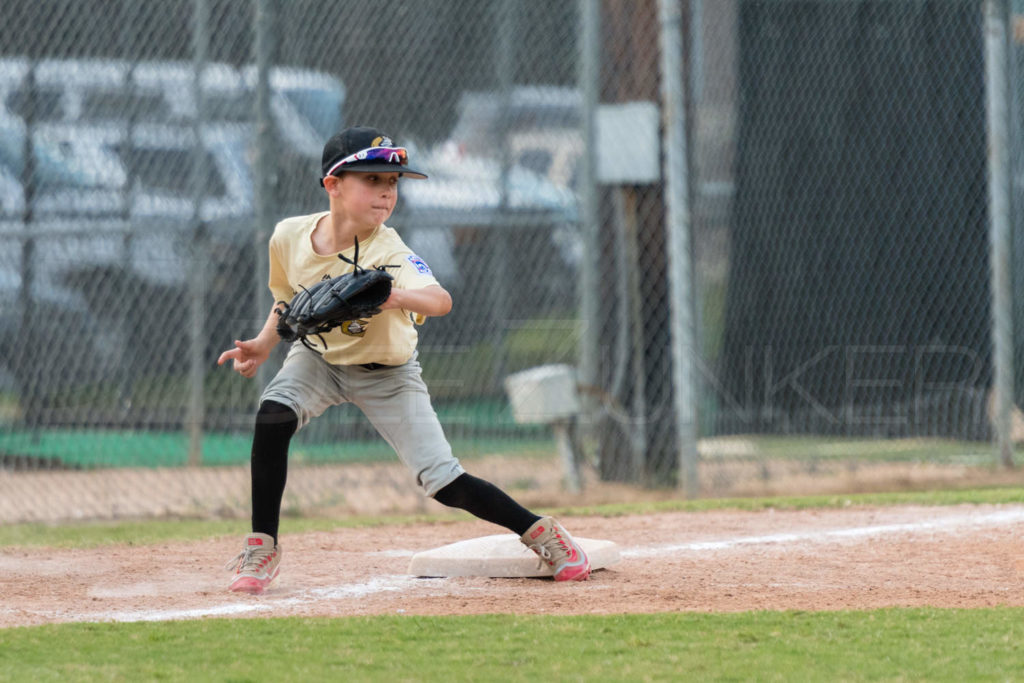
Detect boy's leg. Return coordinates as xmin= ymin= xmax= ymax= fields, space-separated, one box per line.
xmin=227 ymin=399 xmax=295 ymax=594
xmin=227 ymin=400 xmax=295 ymax=594
xmin=252 ymin=343 xmax=341 ymax=540
xmin=228 ymin=344 xmax=340 ymax=593
xmin=250 ymin=400 xmax=298 ymax=543
xmin=433 ymin=472 xmax=539 ymax=536
xmin=351 ymin=360 xmax=590 ymax=580
xmin=350 ymin=360 xmax=535 ymax=530
xmin=349 ymin=360 xmax=465 ymax=499
xmin=433 ymin=474 xmax=596 ymax=582
xmin=350 ymin=362 xmax=529 ymax=521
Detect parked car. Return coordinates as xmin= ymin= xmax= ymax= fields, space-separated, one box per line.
xmin=395 ymin=86 xmax=583 ymax=296
xmin=403 ymin=85 xmax=581 ymax=216
xmin=0 ymin=57 xmax=344 ymax=305
xmin=0 ymin=58 xmax=345 ymax=404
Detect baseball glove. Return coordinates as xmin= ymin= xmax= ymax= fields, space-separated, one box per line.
xmin=275 ymin=237 xmax=397 ymax=350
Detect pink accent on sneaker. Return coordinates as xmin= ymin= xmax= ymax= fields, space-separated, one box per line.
xmin=521 ymin=517 xmax=591 ymax=581
xmin=229 ymin=574 xmax=275 ymax=594
xmin=226 ymin=533 xmax=281 ymax=594
xmin=228 ymin=555 xmax=280 ymax=594
xmin=551 ymin=535 xmax=590 ymax=582
xmin=553 ymin=552 xmax=590 ymax=582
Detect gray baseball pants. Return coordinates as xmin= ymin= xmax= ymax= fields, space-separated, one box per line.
xmin=260 ymin=343 xmax=465 ymax=497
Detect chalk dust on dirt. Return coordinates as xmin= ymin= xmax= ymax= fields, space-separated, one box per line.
xmin=3 ymin=503 xmax=1024 ymax=628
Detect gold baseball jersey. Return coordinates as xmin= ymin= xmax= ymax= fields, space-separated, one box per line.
xmin=268 ymin=211 xmax=441 ymax=366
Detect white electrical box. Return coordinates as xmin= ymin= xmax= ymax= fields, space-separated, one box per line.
xmin=504 ymin=364 xmax=582 ymax=424
xmin=595 ymin=101 xmax=661 ymax=184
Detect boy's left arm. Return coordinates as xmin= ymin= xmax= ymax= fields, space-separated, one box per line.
xmin=381 ymin=284 xmax=452 ymax=318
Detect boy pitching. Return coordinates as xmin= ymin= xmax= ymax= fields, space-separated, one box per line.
xmin=217 ymin=126 xmax=590 ymax=593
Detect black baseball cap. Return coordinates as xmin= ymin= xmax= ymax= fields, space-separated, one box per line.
xmin=320 ymin=126 xmax=427 ymax=185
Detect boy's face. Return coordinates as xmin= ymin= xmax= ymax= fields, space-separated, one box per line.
xmin=326 ymin=172 xmax=400 ymax=227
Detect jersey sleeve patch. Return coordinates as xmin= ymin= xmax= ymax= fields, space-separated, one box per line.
xmin=407 ymin=254 xmax=432 ymax=275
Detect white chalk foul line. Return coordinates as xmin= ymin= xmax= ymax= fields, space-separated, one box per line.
xmin=80 ymin=575 xmax=439 ymax=624
xmin=94 ymin=601 xmax=277 ymax=623
xmin=31 ymin=506 xmax=1024 ymax=625
xmin=620 ymin=508 xmax=1024 ymax=559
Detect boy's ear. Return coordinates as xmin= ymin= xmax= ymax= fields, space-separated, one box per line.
xmin=323 ymin=174 xmax=342 ymax=195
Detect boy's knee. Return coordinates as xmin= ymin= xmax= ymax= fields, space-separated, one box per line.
xmin=433 ymin=473 xmax=471 ymax=507
xmin=256 ymin=400 xmax=298 ymax=429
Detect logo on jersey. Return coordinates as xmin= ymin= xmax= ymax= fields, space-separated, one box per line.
xmin=407 ymin=254 xmax=432 ymax=275
xmin=341 ymin=319 xmax=369 ymax=337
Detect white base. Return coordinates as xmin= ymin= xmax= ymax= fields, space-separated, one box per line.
xmin=408 ymin=534 xmax=621 ymax=578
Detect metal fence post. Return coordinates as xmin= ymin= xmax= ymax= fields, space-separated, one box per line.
xmin=984 ymin=0 xmax=1017 ymax=468
xmin=492 ymin=0 xmax=518 ymax=393
xmin=577 ymin=0 xmax=601 ymax=429
xmin=658 ymin=0 xmax=700 ymax=495
xmin=187 ymin=0 xmax=210 ymax=466
xmin=254 ymin=0 xmax=277 ymax=392
xmin=17 ymin=60 xmax=38 ymax=432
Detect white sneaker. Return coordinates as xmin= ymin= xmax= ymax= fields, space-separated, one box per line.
xmin=225 ymin=532 xmax=281 ymax=594
xmin=521 ymin=517 xmax=591 ymax=581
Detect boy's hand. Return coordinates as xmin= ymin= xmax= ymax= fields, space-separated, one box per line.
xmin=217 ymin=339 xmax=271 ymax=378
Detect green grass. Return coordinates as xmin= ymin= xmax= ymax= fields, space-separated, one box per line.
xmin=2 ymin=609 xmax=1022 ymax=681
xmin=4 ymin=493 xmax=1024 ymax=679
xmin=3 ymin=487 xmax=1024 ymax=550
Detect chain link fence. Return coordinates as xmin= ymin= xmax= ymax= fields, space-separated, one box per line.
xmin=1 ymin=0 xmax=1022 ymax=522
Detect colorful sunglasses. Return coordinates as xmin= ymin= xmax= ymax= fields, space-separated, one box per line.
xmin=324 ymin=146 xmax=409 ymax=177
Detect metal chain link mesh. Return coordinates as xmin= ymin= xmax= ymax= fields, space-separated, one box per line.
xmin=720 ymin=0 xmax=991 ymax=435
xmin=0 ymin=0 xmax=1021 ymax=522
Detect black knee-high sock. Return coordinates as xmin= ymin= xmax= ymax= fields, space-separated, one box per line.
xmin=250 ymin=400 xmax=298 ymax=544
xmin=434 ymin=473 xmax=541 ymax=536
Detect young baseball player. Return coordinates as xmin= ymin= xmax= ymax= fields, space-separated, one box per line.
xmin=218 ymin=126 xmax=590 ymax=593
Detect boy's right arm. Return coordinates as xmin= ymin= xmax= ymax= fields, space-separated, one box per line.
xmin=216 ymin=306 xmax=282 ymax=378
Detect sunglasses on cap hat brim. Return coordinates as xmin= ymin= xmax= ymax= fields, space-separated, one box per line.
xmin=320 ymin=145 xmax=428 ymax=184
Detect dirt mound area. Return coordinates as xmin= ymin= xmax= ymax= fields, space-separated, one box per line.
xmin=3 ymin=504 xmax=1023 ymax=627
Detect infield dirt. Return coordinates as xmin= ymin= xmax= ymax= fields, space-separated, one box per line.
xmin=2 ymin=503 xmax=1023 ymax=627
